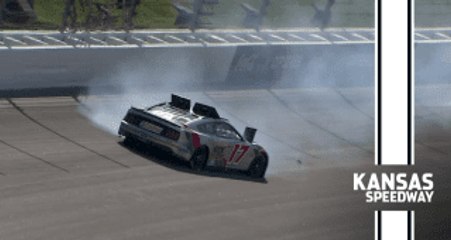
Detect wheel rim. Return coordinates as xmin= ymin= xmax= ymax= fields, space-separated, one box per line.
xmin=192 ymin=149 xmax=206 ymax=170
xmin=253 ymin=162 xmax=262 ymax=175
xmin=250 ymin=158 xmax=266 ymax=177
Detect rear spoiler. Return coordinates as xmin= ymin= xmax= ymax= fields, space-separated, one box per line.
xmin=193 ymin=103 xmax=220 ymax=119
xmin=169 ymin=94 xmax=220 ymax=119
xmin=170 ymin=94 xmax=191 ymax=111
xmin=244 ymin=127 xmax=257 ymax=142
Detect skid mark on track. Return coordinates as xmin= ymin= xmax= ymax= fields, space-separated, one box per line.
xmin=415 ymin=90 xmax=450 ymax=124
xmin=6 ymin=99 xmax=130 ymax=169
xmin=72 ymin=95 xmax=91 ymax=112
xmin=416 ymin=141 xmax=448 ymax=156
xmin=416 ymin=110 xmax=450 ymax=129
xmin=202 ymin=92 xmax=319 ymax=160
xmin=335 ymin=89 xmax=374 ymax=120
xmin=0 ymin=138 xmax=69 ymax=173
xmin=72 ymin=95 xmax=82 ymax=105
xmin=268 ymin=90 xmax=374 ymax=156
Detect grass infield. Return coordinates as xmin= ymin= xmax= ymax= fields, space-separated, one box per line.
xmin=2 ymin=0 xmax=375 ymax=30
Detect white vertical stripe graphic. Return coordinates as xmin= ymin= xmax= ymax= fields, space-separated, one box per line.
xmin=375 ymin=211 xmax=379 ymax=240
xmin=381 ymin=211 xmax=408 ymax=240
xmin=376 ymin=0 xmax=414 ymax=239
xmin=411 ymin=211 xmax=415 ymax=240
xmin=374 ymin=0 xmax=380 ymax=165
xmin=410 ymin=1 xmax=415 ymax=165
xmin=381 ymin=0 xmax=408 ymax=165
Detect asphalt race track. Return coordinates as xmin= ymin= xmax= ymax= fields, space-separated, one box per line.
xmin=1 ymin=85 xmax=451 ymax=239
xmin=0 ymin=87 xmax=376 ymax=240
xmin=1 ymin=42 xmax=450 ymax=239
xmin=414 ymin=85 xmax=451 ymax=239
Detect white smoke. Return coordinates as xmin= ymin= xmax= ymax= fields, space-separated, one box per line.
xmin=79 ymin=48 xmax=231 ymax=134
xmin=79 ymin=43 xmax=374 ymax=176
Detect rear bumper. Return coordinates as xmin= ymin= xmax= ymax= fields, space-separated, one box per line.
xmin=119 ymin=122 xmax=192 ymax=161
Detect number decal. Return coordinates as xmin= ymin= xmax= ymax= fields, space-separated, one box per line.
xmin=227 ymin=144 xmax=250 ymax=164
xmin=234 ymin=145 xmax=250 ymax=163
xmin=228 ymin=144 xmax=240 ymax=163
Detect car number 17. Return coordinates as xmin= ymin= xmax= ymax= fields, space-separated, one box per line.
xmin=227 ymin=144 xmax=250 ymax=164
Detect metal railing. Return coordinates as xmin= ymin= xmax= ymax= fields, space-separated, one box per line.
xmin=0 ymin=27 xmax=450 ymax=49
xmin=0 ymin=28 xmax=374 ymax=49
xmin=415 ymin=28 xmax=451 ymax=44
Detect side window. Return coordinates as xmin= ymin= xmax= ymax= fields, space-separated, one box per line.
xmin=197 ymin=123 xmax=216 ymax=135
xmin=215 ymin=123 xmax=241 ymax=141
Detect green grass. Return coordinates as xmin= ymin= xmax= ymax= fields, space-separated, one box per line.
xmin=4 ymin=1 xmax=450 ymax=30
xmin=209 ymin=0 xmax=374 ymax=28
xmin=33 ymin=0 xmax=65 ymax=27
xmin=5 ymin=0 xmax=375 ymax=30
xmin=134 ymin=1 xmax=176 ymax=28
xmin=30 ymin=0 xmax=177 ymax=30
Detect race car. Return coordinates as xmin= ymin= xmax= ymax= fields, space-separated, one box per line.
xmin=118 ymin=94 xmax=268 ymax=178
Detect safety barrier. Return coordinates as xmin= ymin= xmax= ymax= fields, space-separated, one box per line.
xmin=0 ymin=28 xmax=374 ymax=49
xmin=0 ymin=27 xmax=448 ymax=94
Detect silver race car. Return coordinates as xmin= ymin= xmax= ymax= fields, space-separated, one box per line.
xmin=118 ymin=94 xmax=268 ymax=178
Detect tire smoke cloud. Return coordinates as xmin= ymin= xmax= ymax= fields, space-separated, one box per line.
xmin=81 ymin=44 xmax=375 ymax=174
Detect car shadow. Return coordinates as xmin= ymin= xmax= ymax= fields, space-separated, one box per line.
xmin=118 ymin=141 xmax=267 ymax=184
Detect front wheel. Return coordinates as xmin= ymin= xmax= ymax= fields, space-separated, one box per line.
xmin=248 ymin=156 xmax=268 ymax=178
xmin=190 ymin=147 xmax=208 ymax=171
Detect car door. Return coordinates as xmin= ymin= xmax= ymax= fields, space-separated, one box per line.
xmin=214 ymin=122 xmax=253 ymax=170
xmin=195 ymin=122 xmax=231 ymax=167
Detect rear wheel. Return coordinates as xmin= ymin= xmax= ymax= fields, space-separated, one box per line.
xmin=123 ymin=137 xmax=135 ymax=147
xmin=123 ymin=136 xmax=142 ymax=149
xmin=190 ymin=147 xmax=208 ymax=171
xmin=248 ymin=156 xmax=268 ymax=178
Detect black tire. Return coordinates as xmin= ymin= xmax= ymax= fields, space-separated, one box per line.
xmin=190 ymin=147 xmax=208 ymax=171
xmin=123 ymin=137 xmax=134 ymax=147
xmin=248 ymin=156 xmax=268 ymax=178
xmin=123 ymin=136 xmax=140 ymax=148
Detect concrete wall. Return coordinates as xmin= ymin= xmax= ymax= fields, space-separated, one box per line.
xmin=0 ymin=44 xmax=375 ymax=93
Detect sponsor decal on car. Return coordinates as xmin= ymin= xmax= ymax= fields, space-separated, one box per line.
xmin=139 ymin=121 xmax=163 ymax=134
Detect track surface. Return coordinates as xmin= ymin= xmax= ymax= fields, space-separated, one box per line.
xmin=0 ymin=87 xmax=376 ymax=239
xmin=0 ymin=41 xmax=450 ymax=240
xmin=0 ymin=85 xmax=451 ymax=239
xmin=1 ymin=84 xmax=450 ymax=239
xmin=414 ymin=85 xmax=451 ymax=239
xmin=0 ymin=81 xmax=451 ymax=239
